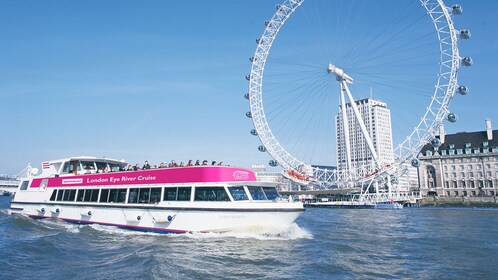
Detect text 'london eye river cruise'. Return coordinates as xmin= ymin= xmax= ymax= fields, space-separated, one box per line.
xmin=8 ymin=156 xmax=304 ymax=233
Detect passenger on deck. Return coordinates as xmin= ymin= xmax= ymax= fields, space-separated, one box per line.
xmin=103 ymin=166 xmax=110 ymax=173
xmin=133 ymin=163 xmax=140 ymax=171
xmin=170 ymin=160 xmax=178 ymax=167
xmin=179 ymin=161 xmax=185 ymax=167
xmin=195 ymin=160 xmax=200 ymax=166
xmin=186 ymin=160 xmax=193 ymax=166
xmin=217 ymin=162 xmax=223 ymax=166
xmin=142 ymin=161 xmax=151 ymax=170
xmin=159 ymin=162 xmax=166 ymax=168
xmin=84 ymin=166 xmax=92 ymax=174
xmin=202 ymin=160 xmax=208 ymax=165
xmin=126 ymin=164 xmax=133 ymax=171
xmin=211 ymin=161 xmax=216 ymax=165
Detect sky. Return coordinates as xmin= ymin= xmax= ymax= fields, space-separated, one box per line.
xmin=0 ymin=0 xmax=497 ymax=175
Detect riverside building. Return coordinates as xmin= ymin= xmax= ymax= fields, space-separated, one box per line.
xmin=417 ymin=119 xmax=498 ymax=197
xmin=335 ymin=98 xmax=395 ymax=173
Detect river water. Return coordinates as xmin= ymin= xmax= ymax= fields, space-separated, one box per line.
xmin=0 ymin=196 xmax=497 ymax=279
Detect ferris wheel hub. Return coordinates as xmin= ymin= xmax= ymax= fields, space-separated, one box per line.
xmin=327 ymin=63 xmax=353 ymax=84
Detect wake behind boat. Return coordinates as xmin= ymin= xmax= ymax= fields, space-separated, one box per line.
xmin=9 ymin=156 xmax=304 ymax=233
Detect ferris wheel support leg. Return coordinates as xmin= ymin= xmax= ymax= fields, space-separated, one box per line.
xmin=340 ymin=84 xmax=352 ymax=172
xmin=342 ymin=80 xmax=380 ymax=165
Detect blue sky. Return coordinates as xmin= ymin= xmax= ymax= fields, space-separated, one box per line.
xmin=0 ymin=0 xmax=497 ymax=175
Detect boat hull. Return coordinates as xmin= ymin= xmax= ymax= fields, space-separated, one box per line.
xmin=9 ymin=201 xmax=304 ymax=233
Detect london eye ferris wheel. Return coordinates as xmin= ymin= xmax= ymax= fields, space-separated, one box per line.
xmin=245 ymin=0 xmax=471 ymax=187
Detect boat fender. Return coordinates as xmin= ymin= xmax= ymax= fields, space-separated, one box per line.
xmin=39 ymin=207 xmax=45 ymax=213
xmin=50 ymin=208 xmax=60 ymax=214
xmin=137 ymin=215 xmax=141 ymax=221
xmin=167 ymin=215 xmax=174 ymax=222
xmin=87 ymin=211 xmax=92 ymax=216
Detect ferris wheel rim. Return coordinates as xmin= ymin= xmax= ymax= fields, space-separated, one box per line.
xmin=247 ymin=0 xmax=462 ymax=186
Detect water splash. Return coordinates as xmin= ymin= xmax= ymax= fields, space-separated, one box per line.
xmin=188 ymin=223 xmax=313 ymax=240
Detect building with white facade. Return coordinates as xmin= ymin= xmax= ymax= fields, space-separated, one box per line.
xmin=335 ymin=98 xmax=394 ymax=173
xmin=417 ymin=119 xmax=498 ymax=197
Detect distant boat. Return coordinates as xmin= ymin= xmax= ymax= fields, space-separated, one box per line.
xmin=374 ymin=201 xmax=403 ymax=209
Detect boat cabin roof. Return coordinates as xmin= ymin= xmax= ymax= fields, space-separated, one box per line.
xmin=40 ymin=156 xmax=126 ymax=177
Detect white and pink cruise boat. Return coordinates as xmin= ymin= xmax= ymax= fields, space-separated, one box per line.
xmin=9 ymin=156 xmax=304 ymax=233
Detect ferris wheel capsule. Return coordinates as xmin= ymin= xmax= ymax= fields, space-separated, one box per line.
xmin=411 ymin=158 xmax=421 ymax=168
xmin=258 ymin=145 xmax=267 ymax=152
xmin=431 ymin=138 xmax=442 ymax=148
xmin=452 ymin=4 xmax=463 ymax=15
xmin=250 ymin=129 xmax=258 ymax=136
xmin=244 ymin=93 xmax=249 ymax=99
xmin=457 ymin=85 xmax=469 ymax=95
xmin=246 ymin=111 xmax=252 ymax=118
xmin=459 ymin=29 xmax=471 ymax=39
xmin=269 ymin=160 xmax=279 ymax=167
xmin=245 ymin=75 xmax=251 ymax=81
xmin=461 ymin=56 xmax=473 ymax=66
xmin=447 ymin=113 xmax=458 ymax=123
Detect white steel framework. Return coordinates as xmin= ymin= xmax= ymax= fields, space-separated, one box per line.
xmin=247 ymin=0 xmax=467 ymax=188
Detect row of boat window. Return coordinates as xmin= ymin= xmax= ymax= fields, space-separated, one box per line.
xmin=48 ymin=186 xmax=279 ymax=204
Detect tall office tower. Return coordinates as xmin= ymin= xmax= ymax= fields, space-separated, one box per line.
xmin=336 ymin=98 xmax=394 ymax=173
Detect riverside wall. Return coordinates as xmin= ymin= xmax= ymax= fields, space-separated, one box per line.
xmin=420 ymin=196 xmax=498 ymax=208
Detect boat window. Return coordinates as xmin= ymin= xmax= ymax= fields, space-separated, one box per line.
xmin=150 ymin=188 xmax=161 ymax=203
xmin=194 ymin=186 xmax=229 ymax=201
xmin=228 ymin=186 xmax=249 ymax=201
xmin=56 ymin=189 xmax=64 ymax=201
xmin=50 ymin=190 xmax=57 ymax=201
xmin=247 ymin=186 xmax=268 ymax=200
xmin=163 ymin=187 xmax=177 ymax=201
xmin=90 ymin=189 xmax=99 ymax=202
xmin=128 ymin=188 xmax=139 ymax=203
xmin=177 ymin=187 xmax=191 ymax=201
xmin=62 ymin=189 xmax=76 ymax=201
xmin=95 ymin=162 xmax=108 ymax=172
xmin=20 ymin=180 xmax=29 ymax=191
xmin=62 ymin=160 xmax=81 ymax=174
xmin=262 ymin=187 xmax=279 ymax=200
xmin=109 ymin=163 xmax=122 ymax=172
xmin=108 ymin=189 xmax=127 ymax=203
xmin=138 ymin=188 xmax=151 ymax=203
xmin=82 ymin=189 xmax=99 ymax=202
xmin=81 ymin=161 xmax=96 ymax=172
xmin=76 ymin=189 xmax=84 ymax=202
xmin=100 ymin=189 xmax=109 ymax=202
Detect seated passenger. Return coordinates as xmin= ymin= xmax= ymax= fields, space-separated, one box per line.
xmin=186 ymin=160 xmax=193 ymax=166
xmin=126 ymin=164 xmax=133 ymax=171
xmin=195 ymin=160 xmax=200 ymax=166
xmin=211 ymin=161 xmax=216 ymax=165
xmin=84 ymin=166 xmax=92 ymax=174
xmin=179 ymin=161 xmax=185 ymax=167
xmin=217 ymin=162 xmax=223 ymax=166
xmin=159 ymin=162 xmax=166 ymax=168
xmin=202 ymin=160 xmax=208 ymax=165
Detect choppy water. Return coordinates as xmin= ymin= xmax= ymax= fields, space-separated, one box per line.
xmin=1 ymin=196 xmax=497 ymax=280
